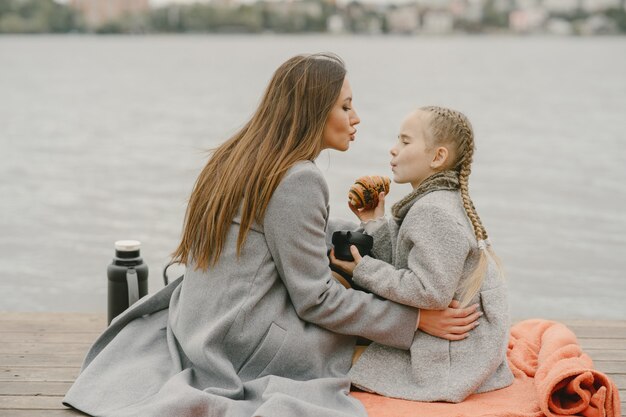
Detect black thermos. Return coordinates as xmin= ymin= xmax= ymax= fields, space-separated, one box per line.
xmin=107 ymin=240 xmax=148 ymax=324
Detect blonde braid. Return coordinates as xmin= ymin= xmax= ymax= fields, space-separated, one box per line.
xmin=420 ymin=106 xmax=503 ymax=307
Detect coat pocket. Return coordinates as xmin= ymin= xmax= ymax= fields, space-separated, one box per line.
xmin=237 ymin=322 xmax=287 ymax=380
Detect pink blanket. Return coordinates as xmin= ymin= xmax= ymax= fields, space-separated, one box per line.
xmin=352 ymin=319 xmax=621 ymax=417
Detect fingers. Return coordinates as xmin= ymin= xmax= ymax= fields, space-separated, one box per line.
xmin=449 ymin=307 xmax=482 ymax=330
xmin=443 ymin=333 xmax=469 ymax=341
xmin=350 ymin=245 xmax=362 ymax=262
xmin=330 ymin=250 xmax=345 ymax=268
xmin=348 ymin=202 xmax=361 ymax=218
xmin=444 ymin=312 xmax=482 ymax=339
xmin=451 ymin=303 xmax=479 ymax=318
xmin=449 ymin=321 xmax=479 ymax=335
xmin=330 ymin=251 xmax=353 ymax=272
xmin=457 ymin=311 xmax=482 ymax=326
xmin=375 ymin=192 xmax=386 ymax=216
xmin=377 ymin=192 xmax=386 ymax=207
xmin=449 ymin=300 xmax=460 ymax=308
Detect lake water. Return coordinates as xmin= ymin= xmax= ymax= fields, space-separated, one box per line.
xmin=1 ymin=35 xmax=625 ymax=319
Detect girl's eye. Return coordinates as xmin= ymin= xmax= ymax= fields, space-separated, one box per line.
xmin=343 ymin=107 xmax=351 ymax=111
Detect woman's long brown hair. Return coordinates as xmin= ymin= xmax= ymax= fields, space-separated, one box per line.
xmin=172 ymin=53 xmax=346 ymax=270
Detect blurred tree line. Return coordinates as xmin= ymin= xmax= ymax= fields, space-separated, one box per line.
xmin=0 ymin=0 xmax=331 ymax=34
xmin=0 ymin=0 xmax=625 ymax=34
xmin=146 ymin=1 xmax=331 ymax=34
xmin=0 ymin=0 xmax=81 ymax=33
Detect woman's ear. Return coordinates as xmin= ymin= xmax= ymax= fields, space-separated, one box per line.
xmin=430 ymin=146 xmax=450 ymax=169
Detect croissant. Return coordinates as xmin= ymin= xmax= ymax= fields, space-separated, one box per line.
xmin=348 ymin=175 xmax=390 ymax=210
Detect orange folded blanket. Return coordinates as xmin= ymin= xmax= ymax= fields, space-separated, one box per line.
xmin=352 ymin=319 xmax=621 ymax=417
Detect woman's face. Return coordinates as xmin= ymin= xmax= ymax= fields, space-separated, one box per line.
xmin=390 ymin=110 xmax=438 ymax=189
xmin=322 ymin=77 xmax=360 ymax=151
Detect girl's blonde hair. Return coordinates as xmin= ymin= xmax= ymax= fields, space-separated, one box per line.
xmin=172 ymin=53 xmax=347 ymax=270
xmin=421 ymin=106 xmax=504 ymax=307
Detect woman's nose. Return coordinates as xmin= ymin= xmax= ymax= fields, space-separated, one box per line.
xmin=390 ymin=146 xmax=397 ymax=156
xmin=351 ymin=109 xmax=360 ymax=126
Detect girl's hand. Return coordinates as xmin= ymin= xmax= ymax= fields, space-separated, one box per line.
xmin=418 ymin=300 xmax=482 ymax=341
xmin=329 ymin=246 xmax=363 ymax=276
xmin=349 ymin=192 xmax=386 ymax=223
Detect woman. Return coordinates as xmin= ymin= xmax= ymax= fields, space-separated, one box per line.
xmin=63 ymin=53 xmax=480 ymax=417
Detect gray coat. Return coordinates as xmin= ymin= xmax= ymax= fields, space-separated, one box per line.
xmin=348 ymin=189 xmax=514 ymax=403
xmin=63 ymin=161 xmax=418 ymax=417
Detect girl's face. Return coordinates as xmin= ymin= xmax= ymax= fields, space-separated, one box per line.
xmin=390 ymin=110 xmax=439 ymax=189
xmin=322 ymin=77 xmax=360 ymax=151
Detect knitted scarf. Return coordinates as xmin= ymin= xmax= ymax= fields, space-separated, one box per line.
xmin=391 ymin=170 xmax=460 ymax=224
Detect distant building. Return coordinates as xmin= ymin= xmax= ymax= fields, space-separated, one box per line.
xmin=386 ymin=5 xmax=419 ymax=34
xmin=422 ymin=10 xmax=454 ymax=33
xmin=581 ymin=0 xmax=622 ymax=13
xmin=327 ymin=14 xmax=345 ymax=33
xmin=493 ymin=0 xmax=515 ymax=13
xmin=543 ymin=0 xmax=580 ymax=14
xmin=580 ymin=14 xmax=618 ymax=33
xmin=464 ymin=0 xmax=486 ymax=23
xmin=415 ymin=0 xmax=452 ymax=8
xmin=515 ymin=0 xmax=540 ymax=10
xmin=509 ymin=8 xmax=547 ymax=32
xmin=69 ymin=0 xmax=150 ymax=28
xmin=546 ymin=17 xmax=574 ymax=34
xmin=448 ymin=0 xmax=483 ymax=21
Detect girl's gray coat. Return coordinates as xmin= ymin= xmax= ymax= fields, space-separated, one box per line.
xmin=348 ymin=189 xmax=514 ymax=403
xmin=62 ymin=161 xmax=419 ymax=417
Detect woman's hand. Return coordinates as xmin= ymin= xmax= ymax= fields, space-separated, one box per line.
xmin=418 ymin=300 xmax=482 ymax=341
xmin=329 ymin=246 xmax=362 ymax=276
xmin=349 ymin=192 xmax=386 ymax=223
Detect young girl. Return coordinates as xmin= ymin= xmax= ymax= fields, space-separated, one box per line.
xmin=331 ymin=106 xmax=514 ymax=403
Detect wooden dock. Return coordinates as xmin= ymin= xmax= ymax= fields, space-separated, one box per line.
xmin=0 ymin=313 xmax=624 ymax=416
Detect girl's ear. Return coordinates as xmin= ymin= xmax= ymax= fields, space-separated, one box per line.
xmin=430 ymin=146 xmax=450 ymax=169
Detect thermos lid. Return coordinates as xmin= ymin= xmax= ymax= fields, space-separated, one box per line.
xmin=115 ymin=240 xmax=141 ymax=252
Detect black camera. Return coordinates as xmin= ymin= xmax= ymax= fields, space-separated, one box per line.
xmin=331 ymin=231 xmax=373 ymax=261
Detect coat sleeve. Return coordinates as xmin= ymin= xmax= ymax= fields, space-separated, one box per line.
xmin=352 ymin=203 xmax=469 ymax=310
xmin=264 ymin=163 xmax=418 ymax=350
xmin=368 ymin=217 xmax=394 ymax=264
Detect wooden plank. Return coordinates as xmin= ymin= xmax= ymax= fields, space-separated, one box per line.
xmin=0 ymin=381 xmax=72 ymax=396
xmin=565 ymin=326 xmax=626 ymax=339
xmin=580 ymin=339 xmax=626 ymax=350
xmin=0 ymin=410 xmax=82 ymax=417
xmin=0 ymin=321 xmax=104 ymax=334
xmin=560 ymin=320 xmax=626 ymax=328
xmin=0 ymin=367 xmax=79 ymax=382
xmin=0 ymin=343 xmax=92 ymax=355
xmin=610 ymin=373 xmax=626 ymax=387
xmin=0 ymin=312 xmax=105 ymax=334
xmin=585 ymin=350 xmax=626 ymax=361
xmin=592 ymin=361 xmax=626 ymax=374
xmin=0 ymin=395 xmax=68 ymax=409
xmin=0 ymin=313 xmax=622 ymax=417
xmin=0 ymin=312 xmax=104 ymax=323
xmin=0 ymin=333 xmax=99 ymax=344
xmin=0 ymin=354 xmax=86 ymax=367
